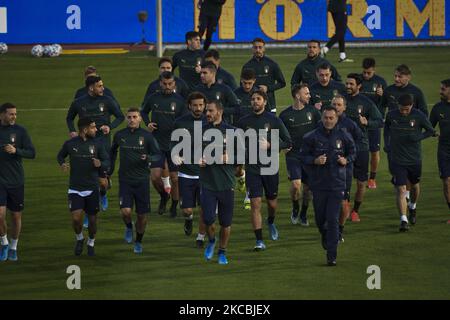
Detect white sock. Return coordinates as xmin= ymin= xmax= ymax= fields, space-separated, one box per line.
xmin=401 ymin=215 xmax=408 ymax=222
xmin=1 ymin=235 xmax=9 ymax=246
xmin=186 ymin=214 xmax=193 ymax=220
xmin=339 ymin=52 xmax=346 ymax=60
xmin=10 ymin=239 xmax=18 ymax=250
xmin=196 ymin=233 xmax=205 ymax=241
xmin=409 ymin=202 xmax=417 ymax=210
xmin=323 ymin=47 xmax=329 ymax=54
xmin=76 ymin=233 xmax=84 ymax=241
xmin=405 ymin=190 xmax=410 ymax=199
xmin=162 ymin=177 xmax=171 ymax=189
xmin=87 ymin=238 xmax=95 ymax=247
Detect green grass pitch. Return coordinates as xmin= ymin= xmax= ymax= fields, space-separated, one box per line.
xmin=0 ymin=46 xmax=449 ymax=299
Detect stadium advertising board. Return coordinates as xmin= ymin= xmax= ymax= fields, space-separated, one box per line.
xmin=0 ymin=0 xmax=448 ymax=44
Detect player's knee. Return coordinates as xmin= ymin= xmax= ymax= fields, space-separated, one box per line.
xmin=291 ymin=180 xmax=301 ymax=190
xmin=121 ymin=208 xmax=132 ymax=216
xmin=99 ymin=178 xmax=108 ymax=190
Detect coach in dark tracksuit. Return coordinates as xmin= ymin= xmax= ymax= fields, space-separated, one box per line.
xmin=198 ymin=0 xmax=226 ymax=51
xmin=322 ymin=0 xmax=350 ymax=62
xmin=300 ymin=106 xmax=356 ymax=266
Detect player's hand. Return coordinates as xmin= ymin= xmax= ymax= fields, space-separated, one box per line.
xmin=92 ymin=158 xmax=101 ymax=168
xmin=259 ymin=137 xmax=270 ymax=150
xmin=69 ymin=131 xmax=78 ymax=138
xmin=100 ymin=125 xmax=110 ymax=135
xmin=282 ymin=147 xmax=292 ymax=154
xmin=359 ymin=115 xmax=368 ymax=126
xmin=172 ymin=155 xmax=184 ymax=166
xmin=258 ymin=85 xmax=268 ymax=93
xmin=337 ymin=155 xmax=347 ymax=166
xmin=433 ymin=132 xmax=440 ymax=137
xmin=147 ymin=122 xmax=158 ymax=132
xmin=314 ymin=102 xmax=322 ymax=111
xmin=199 ymin=157 xmax=207 ymax=167
xmin=376 ymin=85 xmax=383 ymax=96
xmin=195 ymin=64 xmax=202 ymax=74
xmin=314 ymin=154 xmax=327 ymax=165
xmin=4 ymin=144 xmax=16 ymax=154
xmin=60 ymin=163 xmax=70 ymax=172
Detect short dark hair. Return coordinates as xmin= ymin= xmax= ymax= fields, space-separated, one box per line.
xmin=332 ymin=94 xmax=347 ymax=105
xmin=85 ymin=75 xmax=102 ymax=88
xmin=347 ymin=73 xmax=363 ymax=85
xmin=398 ymin=94 xmax=414 ymax=107
xmin=127 ymin=107 xmax=140 ymax=113
xmin=77 ymin=117 xmax=94 ymax=131
xmin=84 ymin=65 xmax=97 ymax=77
xmin=395 ymin=64 xmax=411 ymax=76
xmin=158 ymin=57 xmax=173 ymax=67
xmin=308 ymin=39 xmax=321 ymax=46
xmin=185 ymin=31 xmax=200 ymax=43
xmin=251 ymin=89 xmax=268 ymax=102
xmin=201 ymin=61 xmax=217 ymax=73
xmin=362 ymin=58 xmax=376 ymax=69
xmin=0 ymin=102 xmax=16 ymax=113
xmin=159 ymin=71 xmax=175 ymax=81
xmin=317 ymin=62 xmax=331 ymax=72
xmin=441 ymin=79 xmax=450 ymax=88
xmin=207 ymin=99 xmax=223 ymax=111
xmin=252 ymin=37 xmax=265 ymax=45
xmin=322 ymin=105 xmax=338 ymax=114
xmin=240 ymin=68 xmax=256 ymax=80
xmin=204 ymin=49 xmax=220 ymax=60
xmin=187 ymin=91 xmax=207 ymax=105
xmin=291 ymin=83 xmax=309 ymax=98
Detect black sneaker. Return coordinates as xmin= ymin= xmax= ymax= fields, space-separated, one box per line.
xmin=196 ymin=239 xmax=204 ymax=248
xmin=409 ymin=209 xmax=417 ymax=225
xmin=87 ymin=245 xmax=95 ymax=256
xmin=74 ymin=239 xmax=84 ymax=256
xmin=399 ymin=220 xmax=410 ymax=232
xmin=158 ymin=193 xmax=170 ymax=215
xmin=321 ymin=232 xmax=328 ymax=250
xmin=327 ymin=259 xmax=337 ymax=267
xmin=184 ymin=219 xmax=193 ymax=236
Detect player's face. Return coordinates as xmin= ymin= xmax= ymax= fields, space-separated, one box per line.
xmin=394 ymin=71 xmax=410 ymax=87
xmin=362 ymin=67 xmax=375 ymax=81
xmin=399 ymin=105 xmax=413 ymax=117
xmin=127 ymin=112 xmax=141 ymax=129
xmin=332 ymin=98 xmax=346 ymax=116
xmin=345 ymin=78 xmax=360 ymax=95
xmin=317 ymin=68 xmax=331 ymax=86
xmin=188 ymin=36 xmax=201 ymax=50
xmin=189 ymin=98 xmax=206 ymax=118
xmin=200 ymin=68 xmax=215 ymax=85
xmin=241 ymin=79 xmax=256 ymax=93
xmin=160 ymin=77 xmax=176 ymax=94
xmin=322 ymin=110 xmax=338 ymax=130
xmin=307 ymin=42 xmax=320 ymax=58
xmin=252 ymin=41 xmax=265 ymax=59
xmin=205 ymin=104 xmax=221 ymax=123
xmin=440 ymin=84 xmax=450 ymax=101
xmin=159 ymin=62 xmax=172 ymax=74
xmin=86 ymin=123 xmax=97 ymax=138
xmin=1 ymin=108 xmax=17 ymax=125
xmin=251 ymin=93 xmax=267 ymax=114
xmin=296 ymin=87 xmax=311 ymax=105
xmin=204 ymin=57 xmax=219 ymax=68
xmin=92 ymin=80 xmax=104 ymax=96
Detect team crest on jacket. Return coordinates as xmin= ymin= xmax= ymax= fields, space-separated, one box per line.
xmin=372 ymin=83 xmax=378 ymax=91
xmin=89 ymin=145 xmax=95 ymax=155
xmin=333 ymin=90 xmax=338 ymax=96
xmin=9 ymin=133 xmax=16 ymax=143
xmin=264 ymin=66 xmax=269 ymax=74
xmin=306 ymin=112 xmax=312 ymax=121
xmin=264 ymin=123 xmax=271 ymax=131
xmin=139 ymin=136 xmax=144 ymax=146
xmin=336 ymin=139 xmax=342 ymax=149
xmin=171 ymin=102 xmax=176 ymax=111
xmin=216 ymin=92 xmax=221 ymax=100
xmin=217 ymin=79 xmax=223 ymax=84
xmin=99 ymin=103 xmax=105 ymax=112
xmin=357 ymin=105 xmax=363 ymax=114
xmin=410 ymin=119 xmax=416 ymax=127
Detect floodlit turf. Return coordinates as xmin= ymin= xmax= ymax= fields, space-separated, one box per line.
xmin=0 ymin=47 xmax=449 ymax=299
